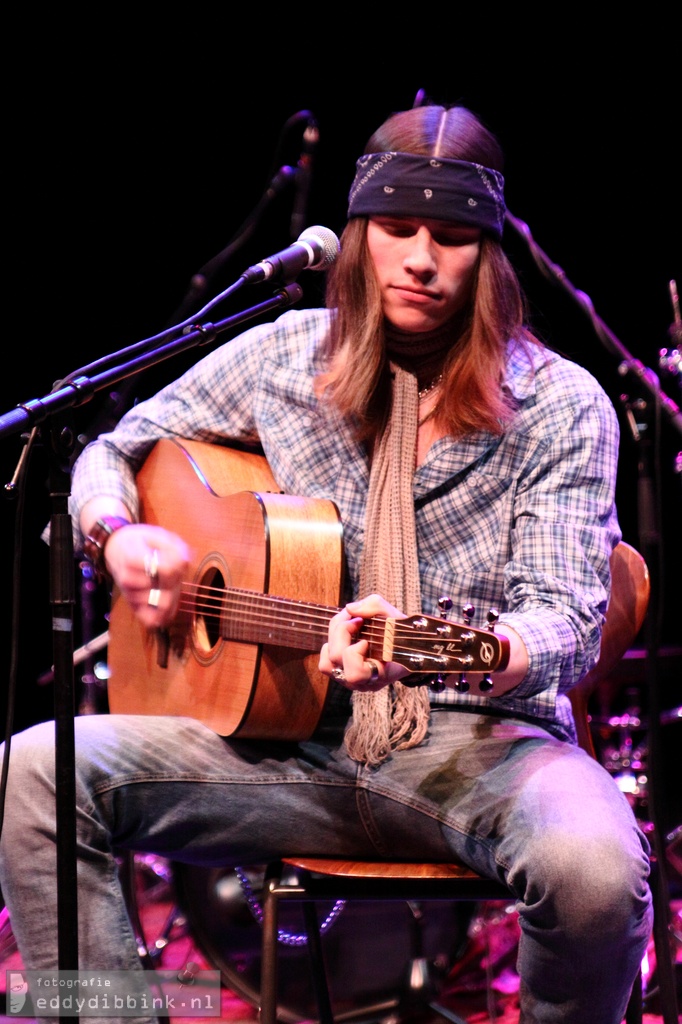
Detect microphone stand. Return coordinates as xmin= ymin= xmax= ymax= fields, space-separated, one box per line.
xmin=168 ymin=109 xmax=319 ymax=326
xmin=168 ymin=165 xmax=296 ymax=326
xmin=505 ymin=211 xmax=682 ymax=439
xmin=505 ymin=210 xmax=680 ymax=1022
xmin=0 ymin=281 xmax=303 ymax=988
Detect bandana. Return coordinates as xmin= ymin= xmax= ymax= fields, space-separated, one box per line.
xmin=348 ymin=152 xmax=506 ymax=239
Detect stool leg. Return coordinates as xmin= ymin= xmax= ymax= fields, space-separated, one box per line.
xmin=260 ymin=876 xmax=281 ymax=1024
xmin=302 ymin=901 xmax=335 ymax=1024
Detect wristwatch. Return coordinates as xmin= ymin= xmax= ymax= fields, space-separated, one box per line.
xmin=83 ymin=515 xmax=130 ymax=581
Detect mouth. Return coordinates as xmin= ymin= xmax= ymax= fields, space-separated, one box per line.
xmin=391 ymin=284 xmax=441 ymax=303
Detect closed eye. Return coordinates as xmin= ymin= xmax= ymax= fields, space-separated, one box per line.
xmin=432 ymin=228 xmax=481 ymax=247
xmin=371 ymin=218 xmax=480 ymax=247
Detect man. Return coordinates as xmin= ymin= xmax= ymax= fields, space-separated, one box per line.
xmin=0 ymin=103 xmax=652 ymax=1023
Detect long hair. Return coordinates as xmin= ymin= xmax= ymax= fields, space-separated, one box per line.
xmin=322 ymin=105 xmax=539 ymax=440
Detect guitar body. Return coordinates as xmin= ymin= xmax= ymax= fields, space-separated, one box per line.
xmin=107 ymin=439 xmax=344 ymax=740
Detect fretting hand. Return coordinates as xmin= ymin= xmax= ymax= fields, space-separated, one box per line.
xmin=319 ymin=593 xmax=409 ymax=692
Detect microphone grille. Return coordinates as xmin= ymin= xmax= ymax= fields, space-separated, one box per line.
xmin=299 ymin=225 xmax=341 ymax=269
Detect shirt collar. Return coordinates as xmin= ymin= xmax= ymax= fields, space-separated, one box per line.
xmin=502 ymin=339 xmax=549 ymax=403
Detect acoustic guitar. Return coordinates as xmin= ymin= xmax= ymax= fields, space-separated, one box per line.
xmin=106 ymin=438 xmax=509 ymax=741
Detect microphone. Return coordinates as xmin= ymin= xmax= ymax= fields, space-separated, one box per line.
xmin=240 ymin=226 xmax=340 ymax=285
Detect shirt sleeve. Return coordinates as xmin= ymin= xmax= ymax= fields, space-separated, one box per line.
xmin=68 ymin=317 xmax=281 ymax=548
xmin=495 ymin=368 xmax=622 ymax=709
xmin=68 ymin=308 xmax=333 ymax=550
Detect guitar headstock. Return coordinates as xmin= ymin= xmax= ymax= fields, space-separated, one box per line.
xmin=385 ymin=612 xmax=510 ymax=676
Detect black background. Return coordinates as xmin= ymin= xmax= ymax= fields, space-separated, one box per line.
xmin=1 ymin=19 xmax=680 ymax=824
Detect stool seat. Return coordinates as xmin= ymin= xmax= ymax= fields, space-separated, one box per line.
xmin=285 ymin=857 xmax=487 ymax=880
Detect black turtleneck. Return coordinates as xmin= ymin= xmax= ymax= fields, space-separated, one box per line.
xmin=383 ymin=314 xmax=464 ymax=391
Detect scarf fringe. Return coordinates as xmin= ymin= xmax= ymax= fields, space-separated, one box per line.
xmin=345 ymin=684 xmax=430 ymax=767
xmin=345 ymin=365 xmax=431 ymax=766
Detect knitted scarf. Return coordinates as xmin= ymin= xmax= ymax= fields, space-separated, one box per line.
xmin=344 ymin=364 xmax=432 ymax=766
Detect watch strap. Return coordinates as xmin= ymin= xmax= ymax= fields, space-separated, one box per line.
xmin=83 ymin=515 xmax=130 ymax=580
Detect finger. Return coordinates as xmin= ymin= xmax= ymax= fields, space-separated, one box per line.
xmin=144 ymin=547 xmax=161 ymax=608
xmin=337 ymin=654 xmax=387 ymax=692
xmin=335 ymin=640 xmax=376 ymax=688
xmin=366 ymin=658 xmax=382 ymax=684
xmin=345 ymin=594 xmax=404 ymax=619
xmin=135 ymin=542 xmax=185 ymax=625
xmin=319 ymin=643 xmax=335 ymax=674
xmin=327 ymin=612 xmax=364 ymax=664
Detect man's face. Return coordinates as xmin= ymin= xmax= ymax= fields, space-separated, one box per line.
xmin=9 ymin=972 xmax=28 ymax=1013
xmin=366 ymin=217 xmax=481 ymax=333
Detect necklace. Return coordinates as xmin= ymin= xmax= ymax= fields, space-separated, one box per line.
xmin=417 ymin=373 xmax=443 ymax=428
xmin=418 ymin=373 xmax=443 ymax=401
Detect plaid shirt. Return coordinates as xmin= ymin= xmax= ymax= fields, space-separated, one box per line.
xmin=71 ymin=308 xmax=621 ymax=742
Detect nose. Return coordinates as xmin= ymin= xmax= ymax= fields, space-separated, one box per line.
xmin=403 ymin=227 xmax=437 ymax=280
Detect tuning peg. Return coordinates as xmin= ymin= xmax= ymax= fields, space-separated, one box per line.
xmin=438 ymin=596 xmax=453 ymax=618
xmin=481 ymin=610 xmax=499 ymax=691
xmin=486 ymin=608 xmax=500 ymax=630
xmin=454 ymin=673 xmax=470 ymax=693
xmin=430 ymin=674 xmax=446 ymax=693
xmin=462 ymin=603 xmax=475 ymax=625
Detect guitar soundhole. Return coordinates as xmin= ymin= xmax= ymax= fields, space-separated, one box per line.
xmin=191 ymin=560 xmax=228 ymax=665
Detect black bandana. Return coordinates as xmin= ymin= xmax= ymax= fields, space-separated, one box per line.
xmin=348 ymin=152 xmax=506 ymax=239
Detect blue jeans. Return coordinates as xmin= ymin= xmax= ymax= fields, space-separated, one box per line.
xmin=0 ymin=709 xmax=652 ymax=1023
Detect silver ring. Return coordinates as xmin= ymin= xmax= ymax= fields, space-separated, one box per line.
xmin=367 ymin=660 xmax=381 ymax=683
xmin=144 ymin=549 xmax=159 ymax=579
xmin=145 ymin=548 xmax=161 ymax=606
xmin=331 ymin=667 xmax=346 ymax=682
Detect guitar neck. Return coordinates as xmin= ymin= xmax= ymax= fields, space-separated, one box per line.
xmin=217 ymin=587 xmax=339 ymax=651
xmin=202 ymin=586 xmax=508 ymax=676
xmin=216 ymin=588 xmax=392 ymax=658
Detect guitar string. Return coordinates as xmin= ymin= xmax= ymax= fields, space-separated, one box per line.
xmin=176 ymin=597 xmax=413 ymax=647
xmin=178 ymin=591 xmax=455 ymax=643
xmin=177 ymin=582 xmax=483 ymax=641
xmin=173 ymin=583 xmax=494 ymax=669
